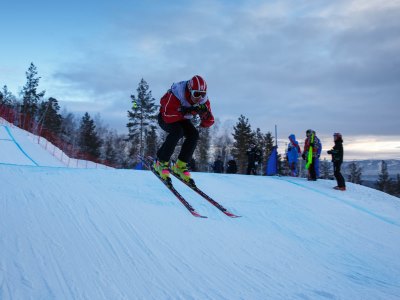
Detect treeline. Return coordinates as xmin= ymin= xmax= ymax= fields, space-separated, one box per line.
xmin=1 ymin=63 xmax=399 ymax=198
xmin=316 ymin=159 xmax=400 ymax=197
xmin=374 ymin=161 xmax=400 ymax=197
xmin=0 ymin=63 xmax=276 ymax=171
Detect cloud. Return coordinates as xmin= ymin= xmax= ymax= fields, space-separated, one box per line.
xmin=44 ymin=0 xmax=399 ymax=144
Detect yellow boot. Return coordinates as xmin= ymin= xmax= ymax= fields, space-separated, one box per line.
xmin=153 ymin=160 xmax=170 ymax=181
xmin=172 ymin=159 xmax=191 ymax=182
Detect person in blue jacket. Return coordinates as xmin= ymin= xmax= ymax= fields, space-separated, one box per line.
xmin=286 ymin=134 xmax=301 ymax=176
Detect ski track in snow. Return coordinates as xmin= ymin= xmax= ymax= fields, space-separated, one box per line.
xmin=277 ymin=176 xmax=400 ymax=227
xmin=1 ymin=121 xmax=400 ymax=299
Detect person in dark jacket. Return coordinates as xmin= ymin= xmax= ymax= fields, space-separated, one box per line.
xmin=246 ymin=143 xmax=262 ymax=175
xmin=212 ymin=156 xmax=224 ymax=173
xmin=226 ymin=156 xmax=238 ymax=174
xmin=327 ymin=132 xmax=346 ymax=190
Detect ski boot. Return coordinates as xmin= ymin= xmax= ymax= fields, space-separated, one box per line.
xmin=172 ymin=159 xmax=194 ymax=185
xmin=153 ymin=160 xmax=171 ymax=182
xmin=333 ymin=186 xmax=346 ymax=191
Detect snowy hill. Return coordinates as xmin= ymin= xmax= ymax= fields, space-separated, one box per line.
xmin=1 ymin=121 xmax=400 ymax=299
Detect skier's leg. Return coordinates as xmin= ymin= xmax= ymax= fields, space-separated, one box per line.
xmin=335 ymin=162 xmax=346 ymax=188
xmin=156 ymin=114 xmax=184 ymax=162
xmin=309 ymin=158 xmax=317 ymax=180
xmin=177 ymin=120 xmax=199 ymax=163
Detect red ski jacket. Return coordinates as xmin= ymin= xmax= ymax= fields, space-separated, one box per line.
xmin=159 ymin=82 xmax=214 ymax=128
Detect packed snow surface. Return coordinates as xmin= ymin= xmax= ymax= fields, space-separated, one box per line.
xmin=1 ymin=121 xmax=400 ymax=299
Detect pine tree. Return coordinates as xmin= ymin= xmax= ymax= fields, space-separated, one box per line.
xmin=102 ymin=131 xmax=120 ymax=166
xmin=107 ymin=132 xmax=131 ymax=168
xmin=127 ymin=78 xmax=158 ymax=158
xmin=394 ymin=174 xmax=400 ymax=197
xmin=259 ymin=131 xmax=274 ymax=175
xmin=232 ymin=115 xmax=253 ymax=174
xmin=1 ymin=85 xmax=17 ymax=106
xmin=127 ymin=137 xmax=140 ymax=168
xmin=37 ymin=97 xmax=62 ymax=135
xmin=60 ymin=110 xmax=78 ymax=146
xmin=347 ymin=162 xmax=362 ymax=184
xmin=253 ymin=128 xmax=264 ymax=174
xmin=20 ymin=63 xmax=45 ymax=117
xmin=376 ymin=160 xmax=392 ymax=193
xmin=78 ymin=112 xmax=102 ymax=159
xmin=104 ymin=136 xmax=117 ymax=165
xmin=145 ymin=125 xmax=158 ymax=157
xmin=320 ymin=158 xmax=333 ymax=179
xmin=195 ymin=127 xmax=211 ymax=171
xmin=211 ymin=119 xmax=233 ymax=165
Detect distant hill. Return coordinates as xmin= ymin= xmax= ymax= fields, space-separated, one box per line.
xmin=342 ymin=159 xmax=400 ymax=186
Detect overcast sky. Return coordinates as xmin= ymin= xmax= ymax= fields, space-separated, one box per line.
xmin=1 ymin=0 xmax=399 ymax=160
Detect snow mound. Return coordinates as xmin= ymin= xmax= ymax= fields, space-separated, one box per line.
xmin=1 ymin=121 xmax=400 ymax=299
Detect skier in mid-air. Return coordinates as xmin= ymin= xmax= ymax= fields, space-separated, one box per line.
xmin=154 ymin=75 xmax=215 ymax=183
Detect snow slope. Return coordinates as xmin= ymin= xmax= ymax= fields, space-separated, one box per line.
xmin=1 ymin=122 xmax=400 ymax=299
xmin=0 ymin=124 xmax=64 ymax=167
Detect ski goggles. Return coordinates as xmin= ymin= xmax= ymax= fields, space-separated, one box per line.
xmin=190 ymin=89 xmax=207 ymax=99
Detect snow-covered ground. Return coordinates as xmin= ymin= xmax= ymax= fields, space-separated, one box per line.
xmin=1 ymin=120 xmax=400 ymax=299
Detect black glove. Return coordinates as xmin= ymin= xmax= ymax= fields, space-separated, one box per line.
xmin=180 ymin=104 xmax=208 ymax=115
xmin=195 ymin=104 xmax=208 ymax=113
xmin=199 ymin=110 xmax=211 ymax=120
xmin=302 ymin=153 xmax=306 ymax=160
xmin=327 ymin=150 xmax=332 ymax=155
xmin=180 ymin=106 xmax=195 ymax=114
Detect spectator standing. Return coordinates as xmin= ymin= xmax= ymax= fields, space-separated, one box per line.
xmin=212 ymin=156 xmax=224 ymax=173
xmin=226 ymin=156 xmax=238 ymax=174
xmin=286 ymin=134 xmax=301 ymax=176
xmin=327 ymin=132 xmax=346 ymax=191
xmin=246 ymin=143 xmax=262 ymax=175
xmin=302 ymin=129 xmax=321 ymax=181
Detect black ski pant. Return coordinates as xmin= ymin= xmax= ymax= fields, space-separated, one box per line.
xmin=308 ymin=157 xmax=317 ymax=180
xmin=333 ymin=161 xmax=346 ymax=188
xmin=156 ymin=113 xmax=199 ymax=163
xmin=247 ymin=162 xmax=257 ymax=175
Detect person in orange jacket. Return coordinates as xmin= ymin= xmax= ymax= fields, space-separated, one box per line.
xmin=154 ymin=75 xmax=214 ymax=183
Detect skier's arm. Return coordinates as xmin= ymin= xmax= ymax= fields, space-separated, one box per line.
xmin=160 ymin=92 xmax=185 ymax=123
xmin=199 ymin=100 xmax=214 ymax=128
